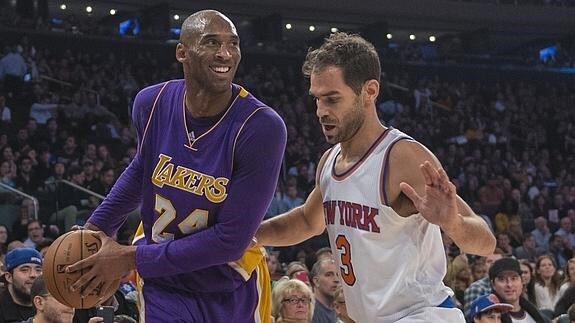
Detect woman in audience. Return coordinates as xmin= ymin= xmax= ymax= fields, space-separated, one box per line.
xmin=559 ymin=258 xmax=575 ymax=298
xmin=272 ymin=278 xmax=314 ymax=323
xmin=535 ymin=255 xmax=563 ymax=313
xmin=520 ymin=259 xmax=537 ymax=305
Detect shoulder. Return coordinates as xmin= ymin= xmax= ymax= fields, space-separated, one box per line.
xmin=132 ymin=81 xmax=174 ymax=113
xmin=235 ymin=90 xmax=286 ymax=140
xmin=131 ymin=81 xmax=175 ymax=130
xmin=388 ymin=138 xmax=439 ymax=168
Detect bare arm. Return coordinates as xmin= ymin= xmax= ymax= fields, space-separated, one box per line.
xmin=256 ymin=149 xmax=331 ymax=246
xmin=392 ymin=141 xmax=496 ymax=256
xmin=256 ymin=187 xmax=325 ymax=246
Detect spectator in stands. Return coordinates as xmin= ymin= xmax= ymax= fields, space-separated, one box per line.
xmin=21 ymin=275 xmax=75 ymax=323
xmin=266 ymin=184 xmax=289 ymax=219
xmin=556 ymin=217 xmax=575 ymax=248
xmin=496 ymin=232 xmax=514 ymax=257
xmin=310 ymin=259 xmax=339 ymax=323
xmin=0 ymin=160 xmax=16 ymax=187
xmin=489 ymin=257 xmax=549 ymax=323
xmin=0 ymin=95 xmax=11 ymax=125
xmin=22 ymin=220 xmax=47 ymax=249
xmin=14 ymin=157 xmax=38 ymax=195
xmin=0 ymin=224 xmax=9 ymax=261
xmin=464 ymin=251 xmax=504 ymax=316
xmin=267 ymin=251 xmax=284 ymax=282
xmin=559 ymin=258 xmax=575 ymax=298
xmin=55 ymin=135 xmax=80 ymax=166
xmin=29 ymin=94 xmax=59 ymax=125
xmin=283 ymin=183 xmax=304 ymax=211
xmin=534 ymin=255 xmax=563 ymax=314
xmin=548 ymin=234 xmax=573 ymax=269
xmin=467 ymin=293 xmax=513 ymax=323
xmin=272 ymin=278 xmax=315 ymax=323
xmin=532 ymin=217 xmax=552 ymax=250
xmin=333 ymin=286 xmax=355 ymax=323
xmin=514 ymin=232 xmax=544 ymax=262
xmin=519 ymin=259 xmax=537 ymax=305
xmin=0 ymin=248 xmax=43 ymax=322
xmin=88 ymin=166 xmax=115 ymax=197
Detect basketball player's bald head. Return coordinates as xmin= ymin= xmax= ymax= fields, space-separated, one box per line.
xmin=180 ymin=10 xmax=237 ymax=44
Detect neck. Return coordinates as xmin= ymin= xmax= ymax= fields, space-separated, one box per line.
xmin=512 ymin=299 xmax=522 ymax=312
xmin=315 ymin=292 xmax=334 ymax=309
xmin=339 ymin=111 xmax=386 ymax=162
xmin=185 ymin=84 xmax=233 ymax=118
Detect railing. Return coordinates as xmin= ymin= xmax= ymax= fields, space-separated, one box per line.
xmin=39 ymin=75 xmax=101 ymax=107
xmin=57 ymin=179 xmax=106 ymax=201
xmin=0 ymin=183 xmax=39 ymax=220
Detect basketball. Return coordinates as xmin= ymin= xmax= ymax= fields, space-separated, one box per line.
xmin=42 ymin=230 xmax=119 ymax=309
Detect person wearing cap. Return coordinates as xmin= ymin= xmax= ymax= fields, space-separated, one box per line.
xmin=0 ymin=248 xmax=43 ymax=323
xmin=468 ymin=293 xmax=513 ymax=323
xmin=19 ymin=275 xmax=75 ymax=323
xmin=489 ymin=257 xmax=549 ymax=323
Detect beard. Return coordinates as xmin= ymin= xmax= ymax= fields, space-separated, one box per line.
xmin=11 ymin=282 xmax=31 ymax=305
xmin=323 ymin=96 xmax=364 ymax=144
xmin=43 ymin=305 xmax=74 ymax=323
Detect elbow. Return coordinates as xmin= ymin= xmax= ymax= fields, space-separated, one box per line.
xmin=312 ymin=224 xmax=326 ymax=237
xmin=475 ymin=233 xmax=497 ymax=257
xmin=486 ymin=234 xmax=497 ymax=255
xmin=218 ymin=238 xmax=252 ymax=262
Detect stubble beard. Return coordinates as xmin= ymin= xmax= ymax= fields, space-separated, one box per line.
xmin=327 ymin=97 xmax=364 ymax=144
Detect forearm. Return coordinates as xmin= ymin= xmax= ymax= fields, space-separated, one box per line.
xmin=257 ymin=205 xmax=324 ymax=247
xmin=443 ymin=214 xmax=495 ymax=256
xmin=87 ymin=157 xmax=143 ymax=237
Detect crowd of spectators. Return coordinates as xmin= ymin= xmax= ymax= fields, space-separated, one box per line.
xmin=0 ymin=14 xmax=574 ymax=322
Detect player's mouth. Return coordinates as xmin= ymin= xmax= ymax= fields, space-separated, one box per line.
xmin=210 ymin=66 xmax=231 ymax=74
xmin=322 ymin=124 xmax=336 ymax=133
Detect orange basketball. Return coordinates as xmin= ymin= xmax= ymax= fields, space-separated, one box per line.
xmin=42 ymin=230 xmax=119 ymax=309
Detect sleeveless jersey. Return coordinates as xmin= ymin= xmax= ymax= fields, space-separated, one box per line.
xmin=320 ymin=128 xmax=454 ymax=322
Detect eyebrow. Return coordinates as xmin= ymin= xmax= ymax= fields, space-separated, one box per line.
xmin=202 ymin=34 xmax=239 ymax=40
xmin=309 ymin=90 xmax=340 ymax=97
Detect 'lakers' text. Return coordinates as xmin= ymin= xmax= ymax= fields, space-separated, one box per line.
xmin=323 ymin=200 xmax=381 ymax=233
xmin=151 ymin=154 xmax=229 ymax=203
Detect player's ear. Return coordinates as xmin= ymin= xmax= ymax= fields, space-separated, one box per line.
xmin=362 ymin=79 xmax=379 ymax=103
xmin=176 ymin=43 xmax=187 ymax=63
xmin=34 ymin=295 xmax=45 ymax=311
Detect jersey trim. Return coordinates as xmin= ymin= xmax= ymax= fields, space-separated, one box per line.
xmin=230 ymin=106 xmax=270 ymax=173
xmin=139 ymin=81 xmax=170 ymax=156
xmin=183 ymin=85 xmax=243 ymax=151
xmin=331 ymin=128 xmax=390 ymax=181
xmin=379 ymin=137 xmax=411 ymax=206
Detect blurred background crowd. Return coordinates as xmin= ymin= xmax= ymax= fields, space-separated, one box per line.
xmin=0 ymin=0 xmax=574 ymax=322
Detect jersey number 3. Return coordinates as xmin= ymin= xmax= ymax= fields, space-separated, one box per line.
xmin=336 ymin=234 xmax=357 ymax=286
xmin=152 ymin=194 xmax=209 ymax=243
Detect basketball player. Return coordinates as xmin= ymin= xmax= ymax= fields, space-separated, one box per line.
xmin=66 ymin=10 xmax=286 ymax=322
xmin=255 ymin=33 xmax=496 ymax=322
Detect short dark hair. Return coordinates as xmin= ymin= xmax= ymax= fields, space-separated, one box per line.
xmin=31 ymin=275 xmax=48 ymax=299
xmin=302 ymin=32 xmax=381 ymax=94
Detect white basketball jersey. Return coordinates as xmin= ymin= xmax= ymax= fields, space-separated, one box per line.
xmin=319 ymin=128 xmax=454 ymax=323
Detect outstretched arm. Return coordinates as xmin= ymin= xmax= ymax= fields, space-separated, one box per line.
xmin=256 ymin=150 xmax=331 ymax=246
xmin=256 ymin=186 xmax=326 ymax=246
xmin=392 ymin=141 xmax=496 ymax=256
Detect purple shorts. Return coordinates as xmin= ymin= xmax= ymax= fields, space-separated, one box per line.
xmin=137 ymin=265 xmax=270 ymax=322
